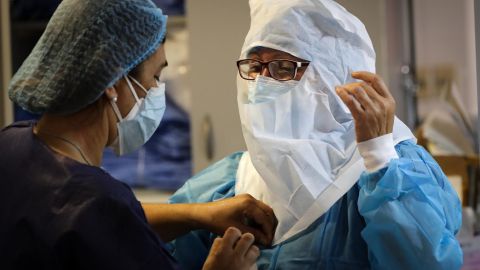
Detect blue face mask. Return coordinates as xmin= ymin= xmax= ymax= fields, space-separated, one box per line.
xmin=109 ymin=75 xmax=166 ymax=156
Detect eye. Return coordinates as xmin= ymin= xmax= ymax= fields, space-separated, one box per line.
xmin=248 ymin=66 xmax=261 ymax=73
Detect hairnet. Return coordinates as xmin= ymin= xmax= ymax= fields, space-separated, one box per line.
xmin=9 ymin=0 xmax=167 ymax=115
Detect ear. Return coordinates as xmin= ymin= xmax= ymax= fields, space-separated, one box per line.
xmin=104 ymin=86 xmax=118 ymax=101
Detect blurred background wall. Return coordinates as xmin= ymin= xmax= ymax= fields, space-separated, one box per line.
xmin=1 ymin=0 xmax=480 ymax=266
xmin=0 ymin=3 xmax=479 ymax=261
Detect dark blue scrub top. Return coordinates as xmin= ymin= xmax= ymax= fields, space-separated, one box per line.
xmin=0 ymin=121 xmax=180 ymax=270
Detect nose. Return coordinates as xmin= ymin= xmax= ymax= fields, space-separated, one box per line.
xmin=260 ymin=65 xmax=271 ymax=78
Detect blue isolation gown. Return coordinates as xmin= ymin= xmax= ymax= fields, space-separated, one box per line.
xmin=168 ymin=140 xmax=463 ymax=270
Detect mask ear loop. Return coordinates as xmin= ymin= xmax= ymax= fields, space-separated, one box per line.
xmin=127 ymin=75 xmax=149 ymax=95
xmin=124 ymin=75 xmax=142 ymax=103
xmin=109 ymin=90 xmax=123 ymax=121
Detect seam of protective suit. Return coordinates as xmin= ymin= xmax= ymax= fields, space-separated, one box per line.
xmin=357 ymin=133 xmax=399 ymax=172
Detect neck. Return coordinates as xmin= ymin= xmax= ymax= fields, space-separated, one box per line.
xmin=34 ymin=106 xmax=111 ymax=167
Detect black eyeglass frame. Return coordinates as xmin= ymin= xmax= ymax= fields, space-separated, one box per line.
xmin=236 ymin=59 xmax=310 ymax=81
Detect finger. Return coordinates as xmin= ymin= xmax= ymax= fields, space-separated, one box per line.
xmin=252 ymin=198 xmax=276 ymax=227
xmin=336 ymin=87 xmax=364 ymax=119
xmin=358 ymin=79 xmax=396 ymax=131
xmin=209 ymin=237 xmax=224 ymax=256
xmin=238 ymin=194 xmax=275 ymax=221
xmin=222 ymin=227 xmax=242 ymax=249
xmin=386 ymin=102 xmax=396 ymax=133
xmin=357 ymin=82 xmax=395 ymax=134
xmin=234 ymin=233 xmax=256 ymax=256
xmin=250 ymin=200 xmax=277 ymax=242
xmin=243 ymin=205 xmax=275 ymax=245
xmin=236 ymin=223 xmax=269 ymax=246
xmin=351 ymin=86 xmax=377 ymax=113
xmin=351 ymin=71 xmax=392 ymax=98
xmin=245 ymin=245 xmax=260 ymax=264
xmin=387 ymin=113 xmax=395 ymax=133
xmin=358 ymin=82 xmax=383 ymax=103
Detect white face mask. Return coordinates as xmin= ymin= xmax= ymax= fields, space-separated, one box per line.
xmin=110 ymin=75 xmax=166 ymax=156
xmin=247 ymin=75 xmax=299 ymax=104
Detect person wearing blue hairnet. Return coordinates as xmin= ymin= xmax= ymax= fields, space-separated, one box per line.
xmin=0 ymin=0 xmax=277 ymax=269
xmin=168 ymin=0 xmax=463 ymax=269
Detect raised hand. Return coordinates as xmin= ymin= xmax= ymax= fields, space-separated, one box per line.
xmin=336 ymin=71 xmax=396 ymax=142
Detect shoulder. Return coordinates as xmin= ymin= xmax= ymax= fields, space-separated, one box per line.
xmin=194 ymin=151 xmax=245 ymax=179
xmin=0 ymin=121 xmax=35 ymax=143
xmin=0 ymin=120 xmax=33 ymax=132
xmin=169 ymin=152 xmax=245 ymax=204
xmin=60 ymin=172 xmax=151 ymax=241
xmin=58 ymin=163 xmax=144 ymax=219
xmin=184 ymin=151 xmax=245 ymax=185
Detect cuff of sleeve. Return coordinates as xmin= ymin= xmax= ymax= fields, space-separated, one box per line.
xmin=357 ymin=133 xmax=399 ymax=173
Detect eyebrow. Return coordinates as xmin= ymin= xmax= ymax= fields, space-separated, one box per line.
xmin=246 ymin=50 xmax=308 ymax=62
xmin=247 ymin=51 xmax=260 ymax=59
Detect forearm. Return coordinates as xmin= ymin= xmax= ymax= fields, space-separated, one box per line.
xmin=142 ymin=195 xmax=276 ymax=246
xmin=357 ymin=148 xmax=462 ymax=270
xmin=142 ymin=203 xmax=206 ymax=242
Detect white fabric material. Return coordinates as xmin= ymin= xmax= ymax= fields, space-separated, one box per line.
xmin=236 ymin=0 xmax=416 ymax=245
xmin=110 ymin=76 xmax=166 ymax=156
xmin=109 ymin=98 xmax=141 ymax=153
xmin=357 ymin=133 xmax=399 ymax=172
xmin=248 ymin=76 xmax=299 ymax=104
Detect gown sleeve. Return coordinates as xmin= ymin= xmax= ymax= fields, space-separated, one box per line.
xmin=357 ymin=140 xmax=463 ymax=270
xmin=166 ymin=152 xmax=243 ymax=270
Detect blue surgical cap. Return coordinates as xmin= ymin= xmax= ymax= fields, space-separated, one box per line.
xmin=8 ymin=0 xmax=167 ymax=115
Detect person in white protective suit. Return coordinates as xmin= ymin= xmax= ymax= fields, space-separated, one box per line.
xmin=167 ymin=0 xmax=463 ymax=269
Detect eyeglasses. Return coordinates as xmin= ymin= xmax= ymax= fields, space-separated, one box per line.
xmin=236 ymin=59 xmax=310 ymax=81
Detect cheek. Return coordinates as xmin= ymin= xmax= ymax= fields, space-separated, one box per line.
xmin=144 ymin=80 xmax=157 ymax=89
xmin=136 ymin=73 xmax=157 ymax=89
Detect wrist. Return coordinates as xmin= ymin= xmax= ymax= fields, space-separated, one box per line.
xmin=357 ymin=133 xmax=398 ymax=172
xmin=189 ymin=203 xmax=210 ymax=231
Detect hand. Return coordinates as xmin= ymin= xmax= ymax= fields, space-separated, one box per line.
xmin=335 ymin=71 xmax=396 ymax=142
xmin=202 ymin=227 xmax=260 ymax=270
xmin=196 ymin=194 xmax=277 ymax=246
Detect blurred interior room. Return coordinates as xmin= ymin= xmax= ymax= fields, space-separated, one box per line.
xmin=0 ymin=0 xmax=479 ymax=268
